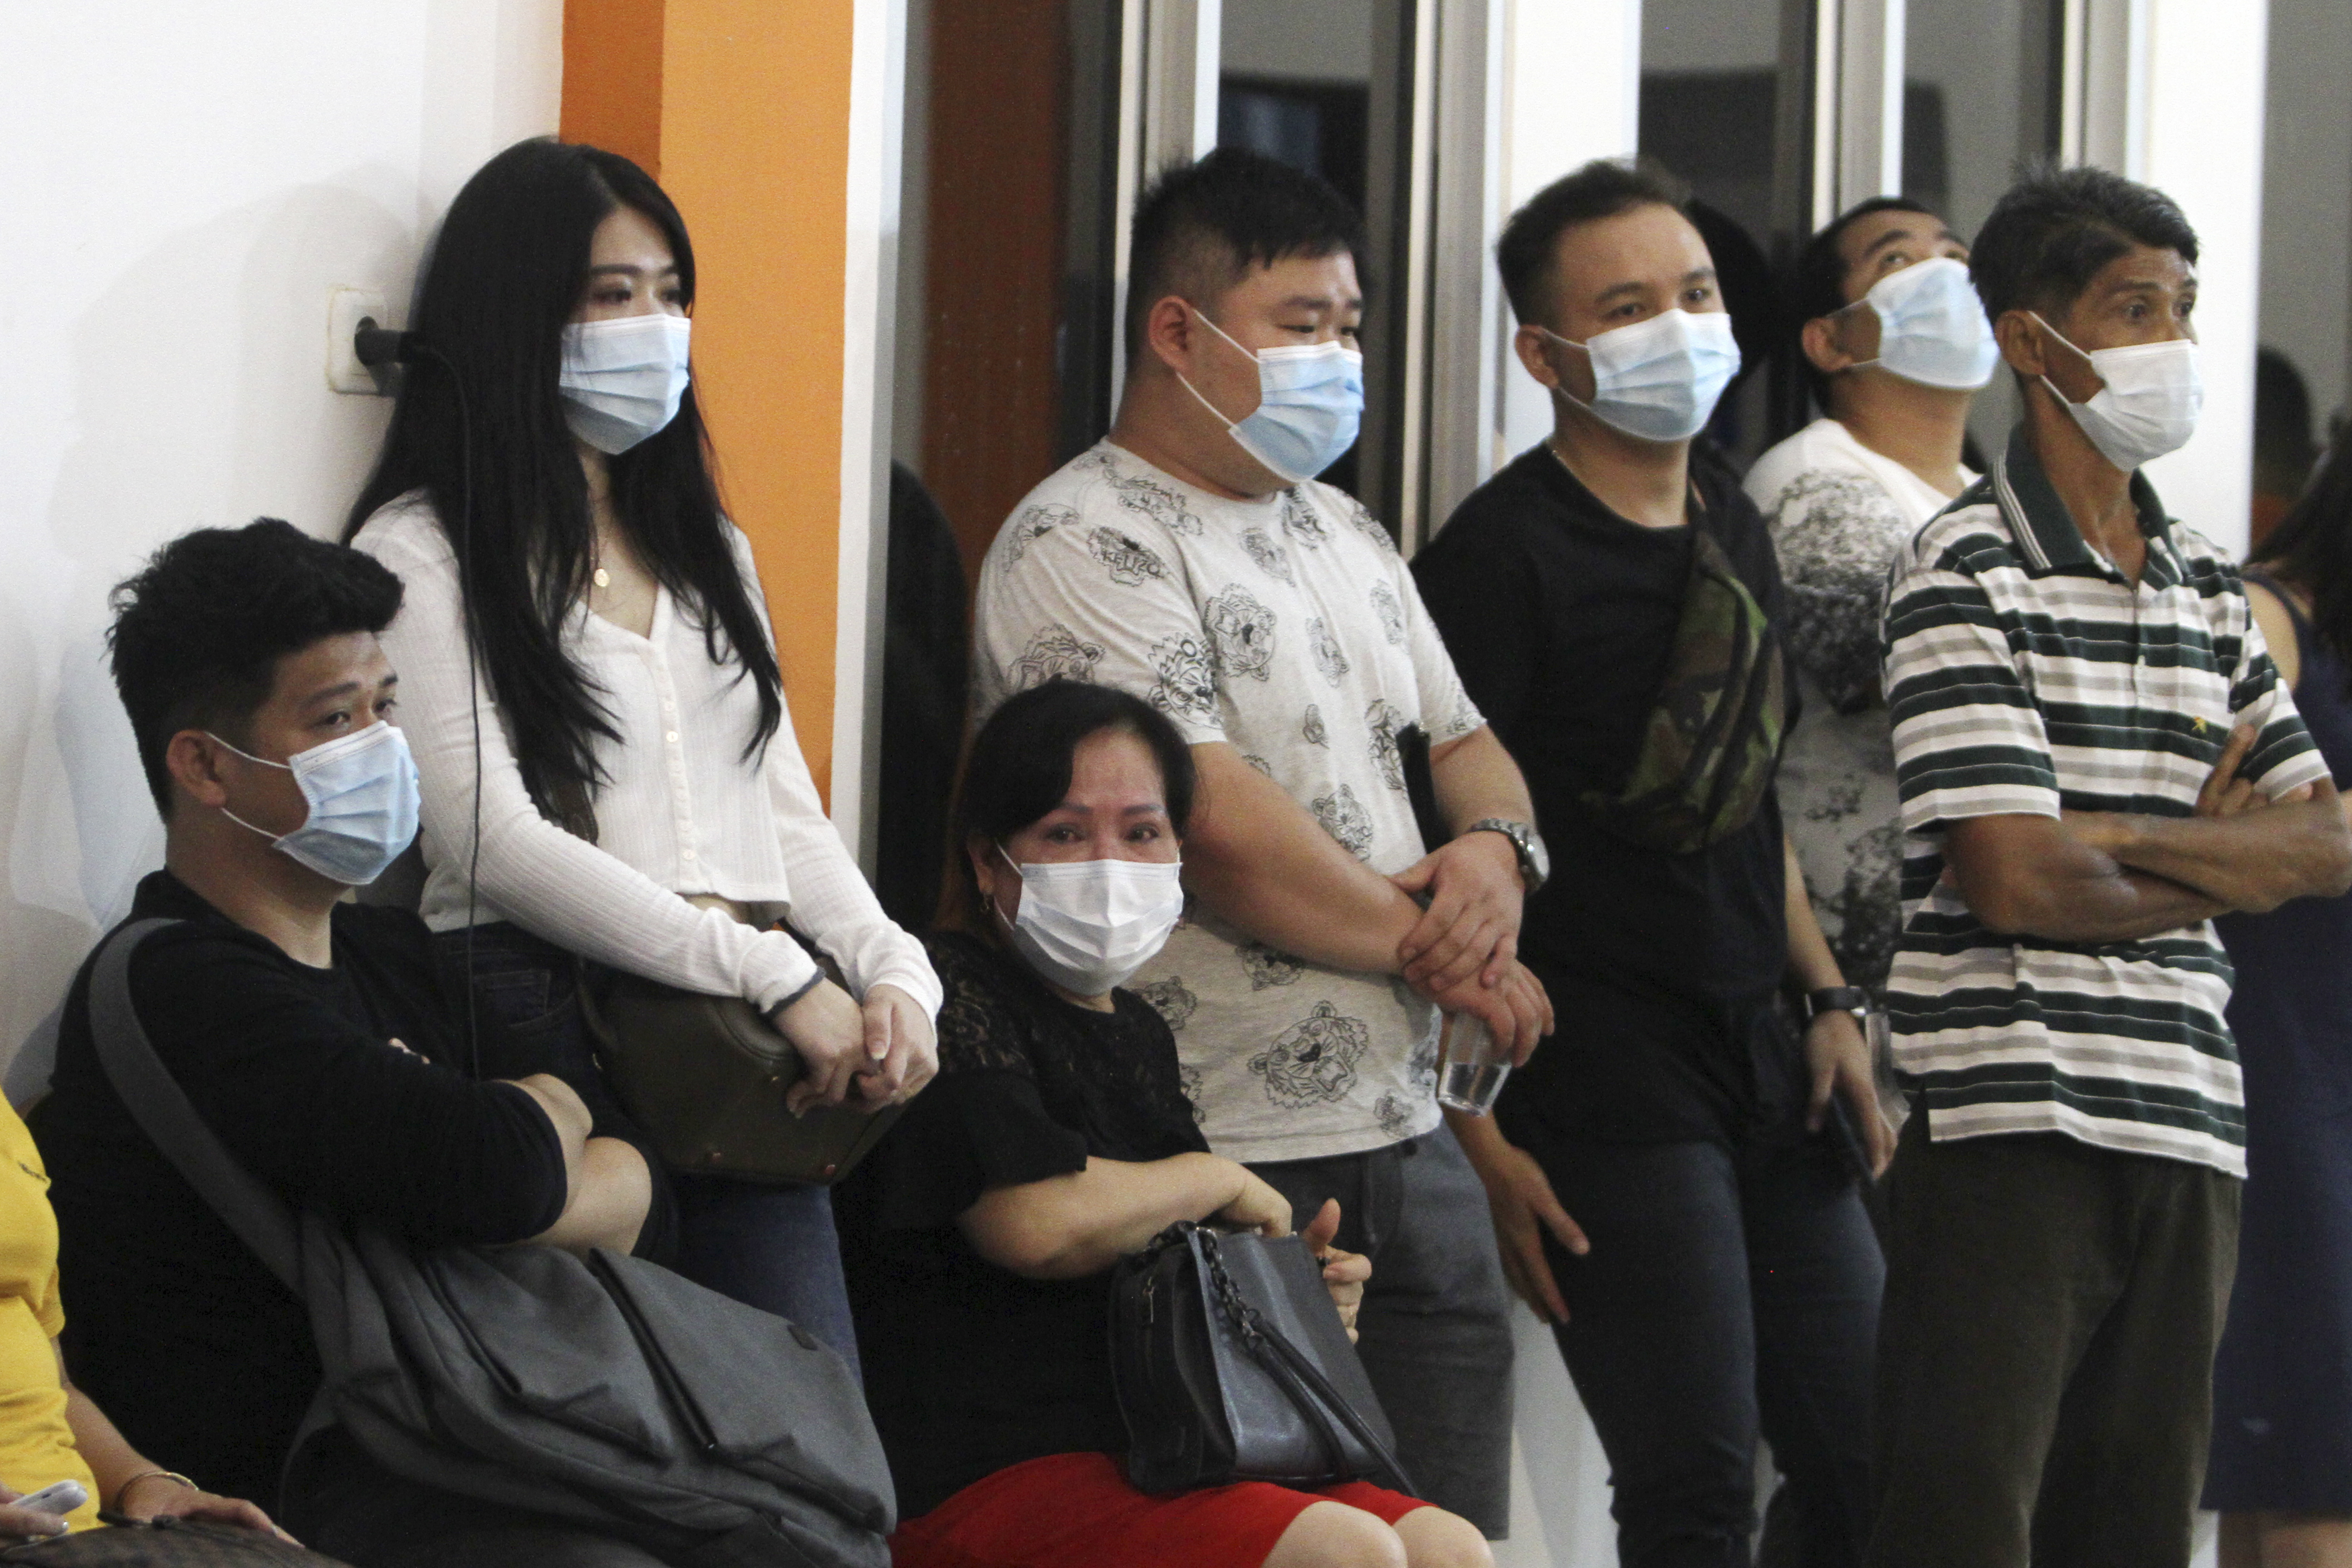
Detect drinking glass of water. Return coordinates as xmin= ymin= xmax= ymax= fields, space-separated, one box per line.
xmin=1436 ymin=1013 xmax=1510 ymax=1116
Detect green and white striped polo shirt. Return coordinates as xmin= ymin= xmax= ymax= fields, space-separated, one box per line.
xmin=1881 ymin=436 xmax=2327 ymax=1176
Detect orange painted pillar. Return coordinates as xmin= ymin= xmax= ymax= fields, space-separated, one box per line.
xmin=561 ymin=0 xmax=856 ymax=803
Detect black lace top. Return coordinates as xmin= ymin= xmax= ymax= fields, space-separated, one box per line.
xmin=835 ymin=931 xmax=1208 ymax=1518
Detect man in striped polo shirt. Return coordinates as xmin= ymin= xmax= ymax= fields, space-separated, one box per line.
xmin=1869 ymin=167 xmax=2352 ymax=1566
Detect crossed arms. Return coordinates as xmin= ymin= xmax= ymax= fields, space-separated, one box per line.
xmin=1945 ymin=724 xmax=2352 ymax=943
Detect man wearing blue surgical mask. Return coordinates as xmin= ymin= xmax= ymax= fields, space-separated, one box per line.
xmin=37 ymin=520 xmax=681 ymax=1561
xmin=1414 ymin=159 xmax=1894 ymax=1568
xmin=970 ymin=148 xmax=1549 ymax=1538
xmin=1746 ymin=200 xmax=1991 ymax=1013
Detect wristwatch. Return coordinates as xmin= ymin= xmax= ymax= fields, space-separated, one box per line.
xmin=1807 ymin=985 xmax=1870 ymax=1023
xmin=1464 ymin=818 xmax=1550 ymax=896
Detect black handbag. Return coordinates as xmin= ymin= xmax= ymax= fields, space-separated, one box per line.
xmin=1109 ymin=1222 xmax=1416 ymax=1497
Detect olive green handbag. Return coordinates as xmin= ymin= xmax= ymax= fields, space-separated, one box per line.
xmin=584 ymin=973 xmax=904 ymax=1186
xmin=544 ymin=775 xmax=903 ymax=1188
xmin=1579 ymin=519 xmax=1789 ymax=854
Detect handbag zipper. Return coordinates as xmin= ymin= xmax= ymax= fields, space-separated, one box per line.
xmin=586 ymin=1249 xmax=723 ymax=1458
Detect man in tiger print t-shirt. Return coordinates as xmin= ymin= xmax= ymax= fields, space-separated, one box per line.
xmin=969 ymin=149 xmax=1548 ymax=1537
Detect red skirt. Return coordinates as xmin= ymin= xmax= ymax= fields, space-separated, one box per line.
xmin=890 ymin=1451 xmax=1431 ymax=1568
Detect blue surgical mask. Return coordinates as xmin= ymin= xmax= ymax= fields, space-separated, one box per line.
xmin=1540 ymin=309 xmax=1741 ymax=443
xmin=1849 ymin=257 xmax=1998 ymax=390
xmin=559 ymin=314 xmax=692 ymax=454
xmin=1179 ymin=311 xmax=1364 ymax=483
xmin=212 ymin=721 xmax=421 ymax=886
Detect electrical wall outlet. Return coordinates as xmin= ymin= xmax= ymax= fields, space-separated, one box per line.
xmin=327 ymin=287 xmax=391 ymax=395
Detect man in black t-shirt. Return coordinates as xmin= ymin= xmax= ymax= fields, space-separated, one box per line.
xmin=1411 ymin=162 xmax=1894 ymax=1568
xmin=35 ymin=521 xmax=669 ymax=1562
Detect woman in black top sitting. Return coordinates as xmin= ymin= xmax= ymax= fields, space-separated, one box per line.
xmin=838 ymin=680 xmax=1490 ymax=1568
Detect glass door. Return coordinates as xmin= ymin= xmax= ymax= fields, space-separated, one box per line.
xmin=1216 ymin=0 xmax=1421 ymax=532
xmin=1638 ymin=0 xmax=1821 ymax=466
xmin=1904 ymin=0 xmax=2063 ymax=463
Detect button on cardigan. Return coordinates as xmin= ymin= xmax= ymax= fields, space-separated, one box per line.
xmin=354 ymin=496 xmax=940 ymax=1019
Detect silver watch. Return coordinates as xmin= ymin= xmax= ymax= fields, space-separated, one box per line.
xmin=1465 ymin=818 xmax=1549 ymax=896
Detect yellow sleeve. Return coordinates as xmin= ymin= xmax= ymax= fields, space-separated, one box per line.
xmin=32 ymin=1267 xmax=61 ymax=1343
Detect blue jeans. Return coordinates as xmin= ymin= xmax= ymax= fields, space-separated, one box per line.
xmin=433 ymin=924 xmax=862 ymax=1375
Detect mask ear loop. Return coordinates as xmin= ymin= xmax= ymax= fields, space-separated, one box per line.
xmin=1173 ymin=306 xmax=1262 ymax=431
xmin=988 ymin=844 xmax=1025 ymax=930
xmin=2025 ymin=312 xmax=2101 ymax=409
xmin=1822 ymin=295 xmax=1891 ymax=375
xmin=202 ymin=734 xmax=300 ymax=847
xmin=1533 ymin=327 xmax=1608 ymax=420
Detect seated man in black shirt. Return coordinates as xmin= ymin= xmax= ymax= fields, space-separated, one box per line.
xmin=1411 ymin=162 xmax=1896 ymax=1568
xmin=35 ymin=519 xmax=674 ymax=1568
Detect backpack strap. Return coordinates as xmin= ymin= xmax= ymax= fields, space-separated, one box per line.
xmin=87 ymin=919 xmax=305 ymax=1291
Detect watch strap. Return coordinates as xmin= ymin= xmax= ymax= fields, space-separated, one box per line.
xmin=1464 ymin=818 xmax=1544 ymax=892
xmin=1807 ymin=985 xmax=1869 ymax=1019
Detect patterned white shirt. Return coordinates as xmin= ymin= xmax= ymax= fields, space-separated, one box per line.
xmin=1745 ymin=417 xmax=1973 ymax=998
xmin=972 ymin=441 xmax=1484 ymax=1161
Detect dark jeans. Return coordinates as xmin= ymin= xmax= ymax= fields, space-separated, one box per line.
xmin=1867 ymin=1111 xmax=2240 ymax=1568
xmin=1248 ymin=1122 xmax=1516 ymax=1539
xmin=1511 ymin=1122 xmax=1884 ymax=1568
xmin=434 ymin=925 xmax=862 ymax=1374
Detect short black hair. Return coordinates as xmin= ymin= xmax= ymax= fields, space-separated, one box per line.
xmin=1792 ymin=196 xmax=1938 ymax=406
xmin=108 ymin=519 xmax=405 ymax=817
xmin=1969 ymin=162 xmax=2199 ymax=323
xmin=1496 ymin=158 xmax=1690 ymax=328
xmin=1125 ymin=147 xmax=1366 ymax=362
xmin=941 ymin=681 xmax=1197 ymax=931
xmin=1794 ymin=196 xmax=1938 ymax=328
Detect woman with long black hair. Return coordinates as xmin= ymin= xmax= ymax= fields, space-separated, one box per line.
xmin=2205 ymin=427 xmax=2352 ymax=1568
xmin=347 ymin=137 xmax=939 ymax=1362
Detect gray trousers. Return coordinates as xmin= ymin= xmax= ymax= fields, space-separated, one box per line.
xmin=1249 ymin=1121 xmax=1516 ymax=1537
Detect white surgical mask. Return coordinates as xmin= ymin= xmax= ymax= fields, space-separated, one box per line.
xmin=995 ymin=848 xmax=1186 ymax=997
xmin=211 ymin=722 xmax=421 ymax=886
xmin=2033 ymin=314 xmax=2203 ymax=472
xmin=1179 ymin=311 xmax=1365 ymax=483
xmin=559 ymin=314 xmax=693 ymax=454
xmin=1541 ymin=309 xmax=1742 ymax=443
xmin=1848 ymin=257 xmax=1998 ymax=389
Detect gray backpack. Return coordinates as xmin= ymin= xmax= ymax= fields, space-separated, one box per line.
xmin=87 ymin=920 xmax=896 ymax=1568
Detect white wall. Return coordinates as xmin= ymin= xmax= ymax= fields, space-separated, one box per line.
xmin=0 ymin=0 xmax=563 ymax=1088
xmin=1494 ymin=0 xmax=1642 ymax=471
xmin=2136 ymin=0 xmax=2269 ymax=555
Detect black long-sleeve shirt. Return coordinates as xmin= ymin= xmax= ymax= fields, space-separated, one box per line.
xmin=34 ymin=870 xmax=660 ymax=1507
